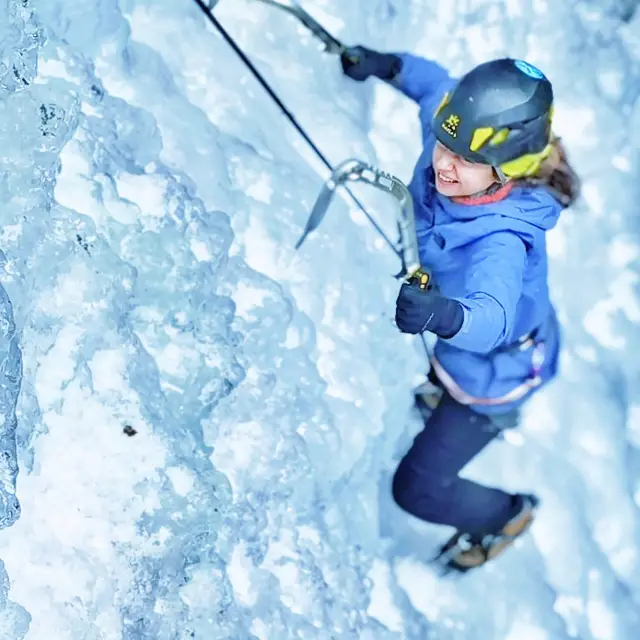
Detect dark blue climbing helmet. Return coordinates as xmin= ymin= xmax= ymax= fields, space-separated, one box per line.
xmin=432 ymin=58 xmax=555 ymax=178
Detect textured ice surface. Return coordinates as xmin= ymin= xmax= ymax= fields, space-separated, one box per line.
xmin=0 ymin=0 xmax=638 ymax=638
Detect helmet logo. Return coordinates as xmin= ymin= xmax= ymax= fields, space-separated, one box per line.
xmin=442 ymin=114 xmax=461 ymax=138
xmin=514 ymin=59 xmax=545 ymax=79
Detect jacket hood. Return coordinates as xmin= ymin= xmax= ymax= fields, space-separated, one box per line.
xmin=443 ymin=181 xmax=563 ymax=231
xmin=424 ymin=165 xmax=563 ymax=242
xmin=423 ymin=130 xmax=563 ymax=234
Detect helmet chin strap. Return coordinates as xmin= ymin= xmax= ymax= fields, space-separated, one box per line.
xmin=493 ymin=166 xmax=509 ymax=185
xmin=463 ymin=168 xmax=508 ymax=200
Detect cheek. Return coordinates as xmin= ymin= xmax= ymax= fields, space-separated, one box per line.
xmin=461 ymin=166 xmax=495 ymax=191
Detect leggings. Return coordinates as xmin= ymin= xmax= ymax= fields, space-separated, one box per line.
xmin=392 ymin=392 xmax=519 ymax=536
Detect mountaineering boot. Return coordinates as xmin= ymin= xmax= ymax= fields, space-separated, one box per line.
xmin=434 ymin=493 xmax=540 ymax=574
xmin=414 ymin=380 xmax=443 ymax=421
xmin=414 ymin=369 xmax=444 ymax=419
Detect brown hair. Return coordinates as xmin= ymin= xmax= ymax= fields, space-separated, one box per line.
xmin=521 ymin=137 xmax=581 ymax=207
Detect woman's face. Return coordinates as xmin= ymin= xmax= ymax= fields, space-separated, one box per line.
xmin=432 ymin=140 xmax=498 ymax=197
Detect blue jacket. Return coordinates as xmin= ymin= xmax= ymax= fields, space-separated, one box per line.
xmin=389 ymin=54 xmax=563 ymax=414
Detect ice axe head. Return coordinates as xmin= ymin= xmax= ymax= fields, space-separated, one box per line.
xmin=295 ymin=178 xmax=338 ymax=249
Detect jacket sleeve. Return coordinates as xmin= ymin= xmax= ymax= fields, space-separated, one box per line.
xmin=442 ymin=232 xmax=527 ymax=354
xmin=387 ymin=53 xmax=452 ymax=104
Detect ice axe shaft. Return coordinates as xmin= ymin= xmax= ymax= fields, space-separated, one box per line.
xmin=250 ymin=0 xmax=358 ymax=61
xmin=297 ymin=158 xmax=431 ymax=287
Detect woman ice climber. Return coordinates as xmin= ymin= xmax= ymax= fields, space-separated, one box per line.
xmin=341 ymin=48 xmax=580 ymax=572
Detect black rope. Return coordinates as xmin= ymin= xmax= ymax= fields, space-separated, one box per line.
xmin=192 ymin=0 xmax=399 ymax=256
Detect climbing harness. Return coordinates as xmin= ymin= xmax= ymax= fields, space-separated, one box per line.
xmin=431 ymin=325 xmax=547 ymax=407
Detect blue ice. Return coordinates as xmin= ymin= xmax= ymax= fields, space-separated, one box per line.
xmin=0 ymin=0 xmax=638 ymax=638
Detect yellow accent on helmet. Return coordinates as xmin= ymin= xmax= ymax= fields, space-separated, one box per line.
xmin=469 ymin=126 xmax=511 ymax=153
xmin=469 ymin=127 xmax=495 ymax=152
xmin=489 ymin=128 xmax=510 ymax=146
xmin=499 ymin=143 xmax=554 ymax=178
xmin=492 ymin=105 xmax=554 ymax=177
xmin=434 ymin=92 xmax=451 ymax=116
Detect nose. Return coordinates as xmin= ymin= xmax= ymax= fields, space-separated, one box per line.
xmin=435 ymin=149 xmax=456 ymax=172
xmin=437 ymin=156 xmax=454 ymax=170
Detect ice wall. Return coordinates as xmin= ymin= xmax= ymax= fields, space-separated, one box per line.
xmin=0 ymin=0 xmax=637 ymax=638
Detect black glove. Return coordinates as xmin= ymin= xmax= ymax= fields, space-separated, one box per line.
xmin=340 ymin=46 xmax=403 ymax=82
xmin=395 ymin=281 xmax=464 ymax=338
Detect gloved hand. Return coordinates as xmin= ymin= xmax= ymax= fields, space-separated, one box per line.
xmin=340 ymin=46 xmax=403 ymax=82
xmin=395 ymin=281 xmax=465 ymax=338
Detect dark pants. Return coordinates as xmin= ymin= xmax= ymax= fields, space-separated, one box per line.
xmin=392 ymin=392 xmax=518 ymax=537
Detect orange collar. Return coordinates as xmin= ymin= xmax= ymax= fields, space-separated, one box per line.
xmin=452 ymin=181 xmax=515 ymax=205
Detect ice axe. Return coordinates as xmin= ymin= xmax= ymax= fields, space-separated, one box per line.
xmin=249 ymin=0 xmax=360 ymax=63
xmin=296 ymin=159 xmax=431 ymax=289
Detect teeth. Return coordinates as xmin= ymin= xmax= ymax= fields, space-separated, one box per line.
xmin=438 ymin=172 xmax=456 ymax=184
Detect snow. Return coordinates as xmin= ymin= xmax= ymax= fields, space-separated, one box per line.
xmin=0 ymin=0 xmax=638 ymax=638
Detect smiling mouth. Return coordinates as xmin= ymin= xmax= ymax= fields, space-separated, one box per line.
xmin=437 ymin=171 xmax=458 ymax=184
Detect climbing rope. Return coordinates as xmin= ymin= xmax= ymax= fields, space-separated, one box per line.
xmin=191 ymin=0 xmax=431 ymax=360
xmin=192 ymin=0 xmax=399 ymax=255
